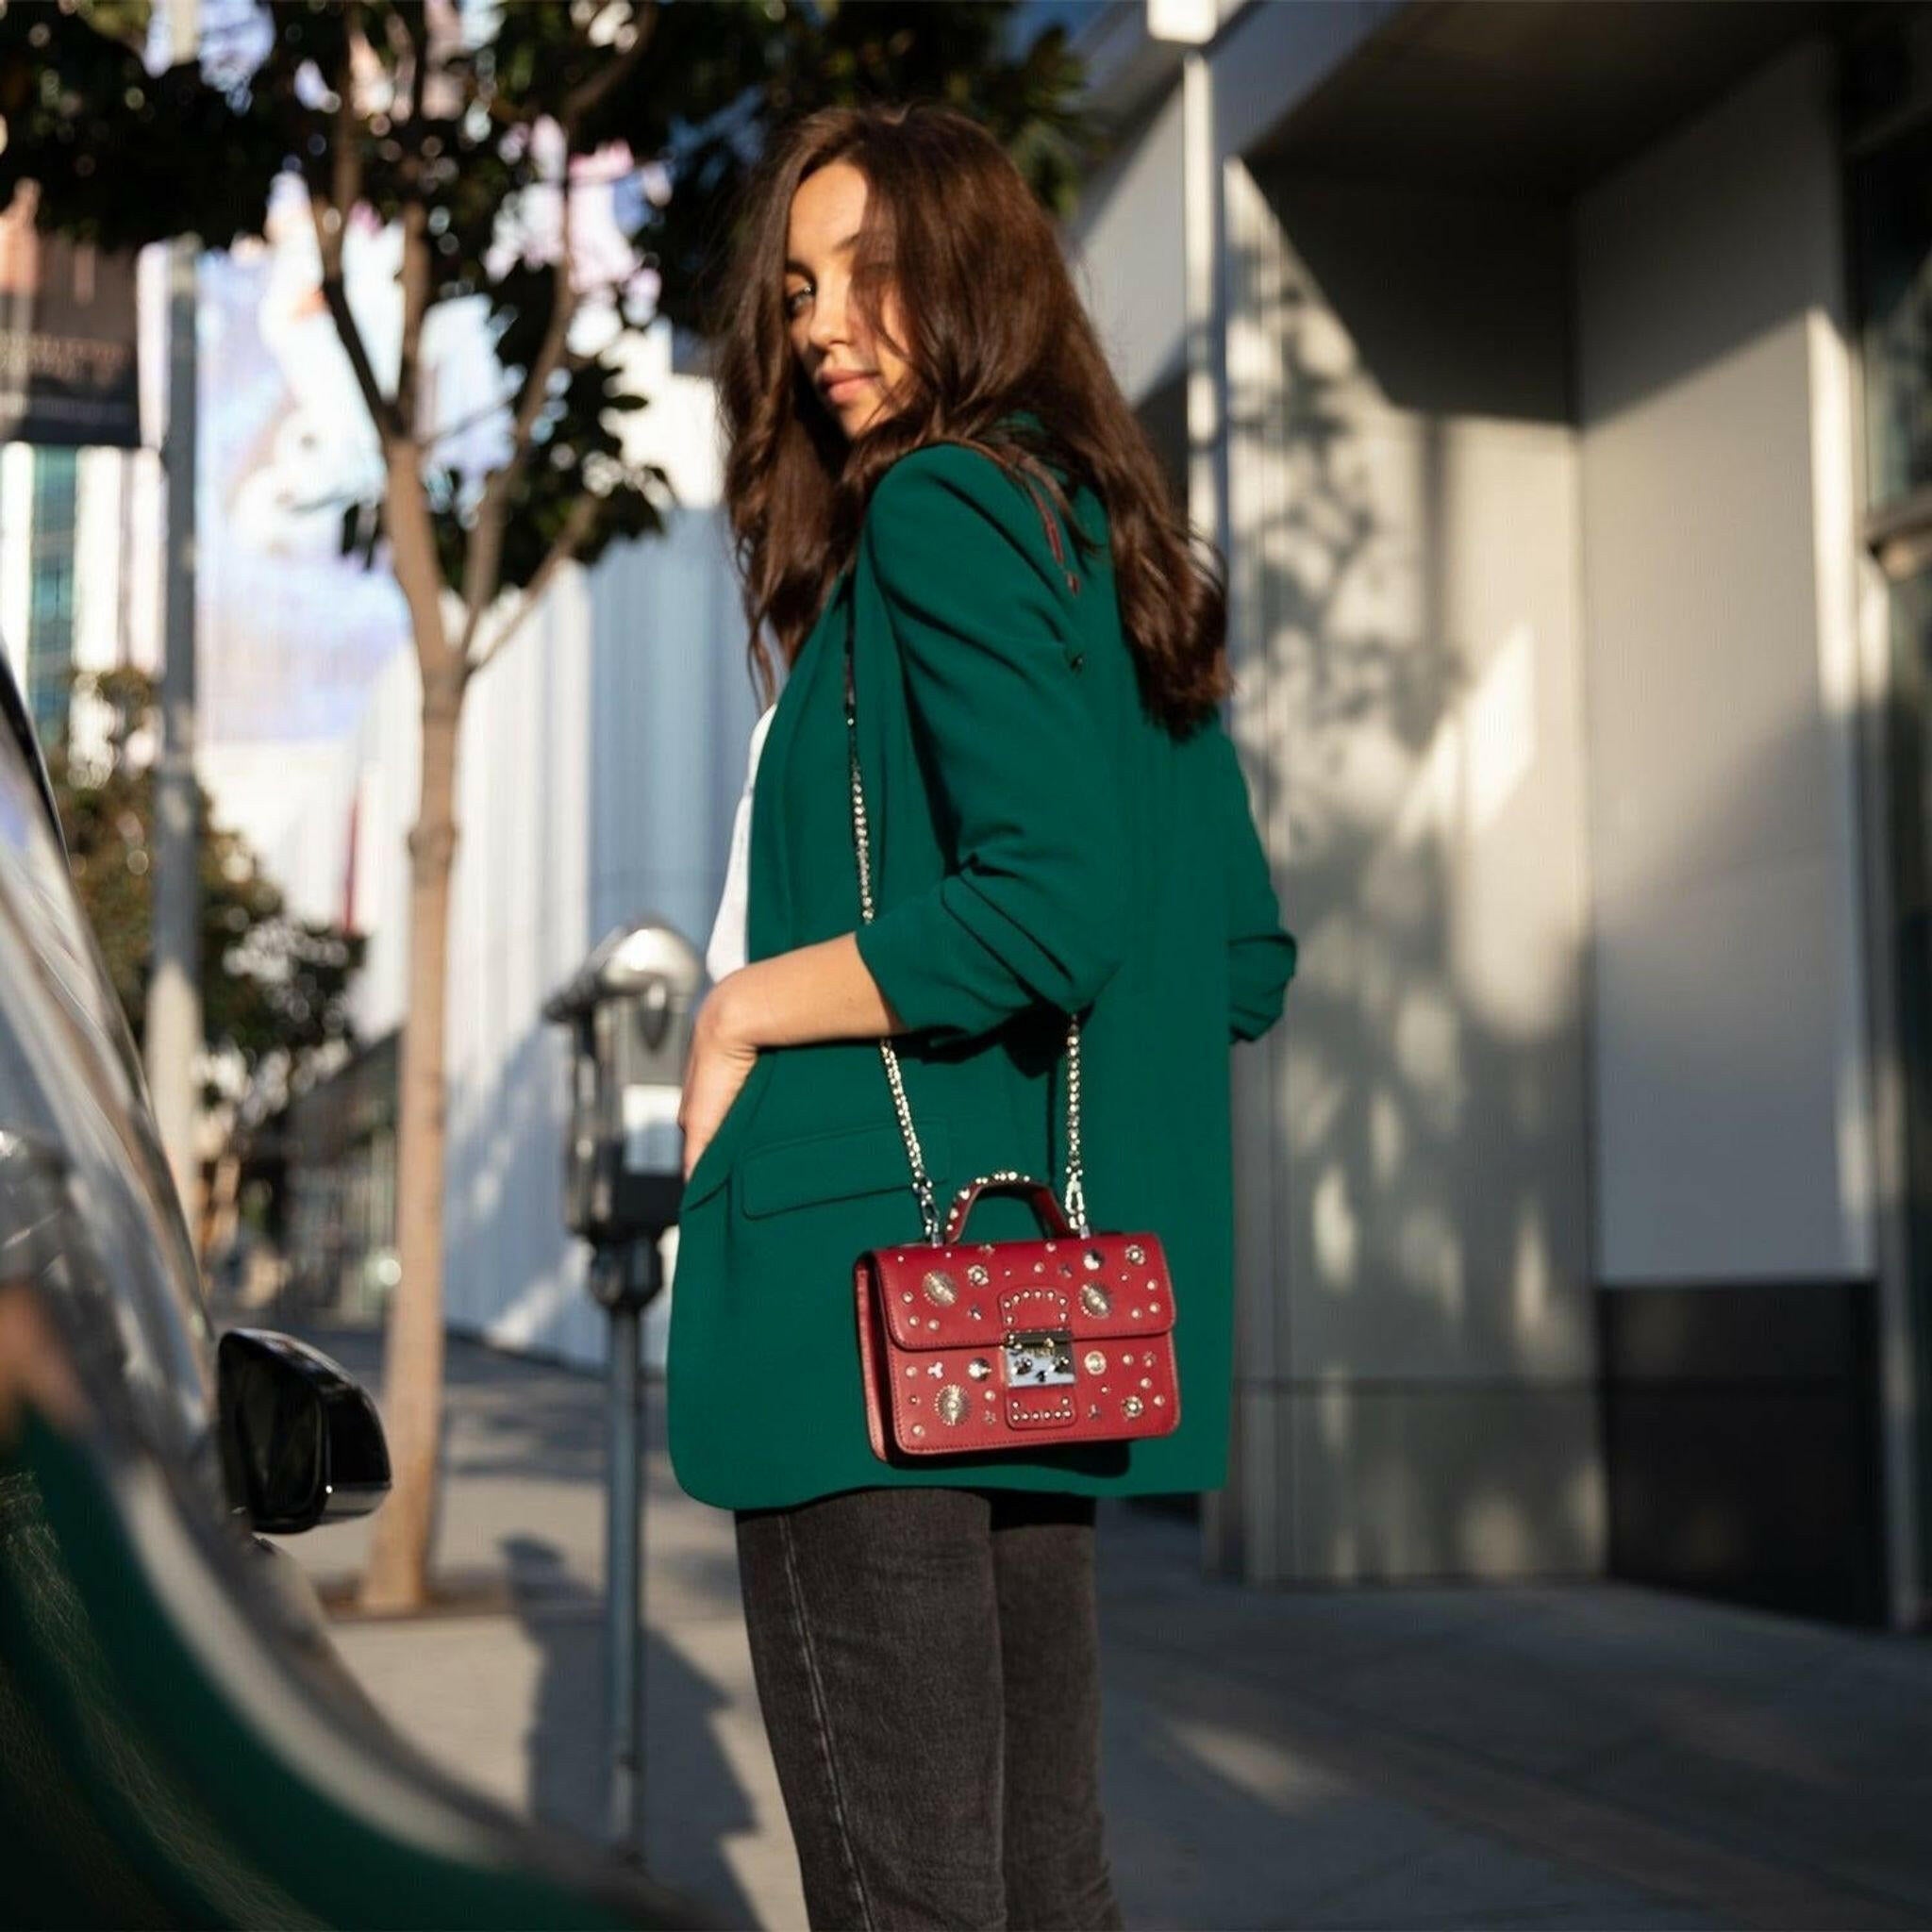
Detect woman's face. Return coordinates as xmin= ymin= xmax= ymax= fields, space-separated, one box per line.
xmin=785 ymin=160 xmax=909 ymax=440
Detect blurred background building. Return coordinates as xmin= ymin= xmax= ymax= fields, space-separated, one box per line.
xmin=0 ymin=441 xmax=162 ymax=736
xmin=0 ymin=191 xmax=160 ymax=737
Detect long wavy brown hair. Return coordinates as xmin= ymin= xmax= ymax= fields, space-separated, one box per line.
xmin=712 ymin=102 xmax=1229 ymax=736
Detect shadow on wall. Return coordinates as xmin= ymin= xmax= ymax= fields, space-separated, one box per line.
xmin=1230 ymin=161 xmax=1601 ymax=1584
xmin=1229 ymin=142 xmax=1890 ymax=1606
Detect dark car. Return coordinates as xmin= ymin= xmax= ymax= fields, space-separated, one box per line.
xmin=0 ymin=653 xmax=705 ymax=1930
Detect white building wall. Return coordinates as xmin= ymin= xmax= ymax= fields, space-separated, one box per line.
xmin=441 ymin=563 xmax=602 ymax=1365
xmin=1219 ymin=154 xmax=1600 ymax=1585
xmin=1575 ymin=39 xmax=1872 ymax=1285
xmin=72 ymin=445 xmax=163 ymax=676
xmin=436 ymin=505 xmax=751 ymax=1370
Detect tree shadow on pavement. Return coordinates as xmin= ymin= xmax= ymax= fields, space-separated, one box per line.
xmin=504 ymin=1534 xmax=766 ymax=1930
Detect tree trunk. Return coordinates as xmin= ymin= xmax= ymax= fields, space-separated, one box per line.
xmin=201 ymin=1143 xmax=241 ymax=1269
xmin=357 ymin=661 xmax=461 ymax=1611
xmin=358 ymin=451 xmax=465 ymax=1614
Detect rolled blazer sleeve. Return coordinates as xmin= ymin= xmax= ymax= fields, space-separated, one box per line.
xmin=1203 ymin=716 xmax=1297 ymax=1042
xmin=853 ymin=447 xmax=1132 ymax=1047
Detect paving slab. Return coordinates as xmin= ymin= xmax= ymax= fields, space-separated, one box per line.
xmin=278 ymin=1328 xmax=1932 ymax=1932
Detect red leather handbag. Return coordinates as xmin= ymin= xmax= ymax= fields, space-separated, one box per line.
xmin=841 ymin=466 xmax=1181 ymax=1460
xmin=852 ymin=1173 xmax=1182 ymax=1459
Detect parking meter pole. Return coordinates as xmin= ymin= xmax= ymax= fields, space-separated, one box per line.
xmin=606 ymin=1275 xmax=641 ymax=1854
xmin=542 ymin=917 xmax=698 ymax=1873
xmin=600 ymin=1237 xmax=660 ymax=1858
xmin=594 ymin=1236 xmax=664 ymax=1855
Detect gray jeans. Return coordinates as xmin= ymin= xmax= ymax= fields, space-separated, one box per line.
xmin=733 ymin=1486 xmax=1124 ymax=1932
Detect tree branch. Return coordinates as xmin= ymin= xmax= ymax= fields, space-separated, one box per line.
xmin=417 ymin=391 xmax=512 ymax=459
xmin=313 ymin=19 xmax=402 ymax=444
xmin=457 ymin=172 xmax=581 ymax=650
xmin=412 ymin=334 xmax=640 ymax=460
xmin=396 ymin=200 xmax=431 ymax=435
xmin=455 ymin=1 xmax=658 ymax=654
xmin=564 ymin=1 xmax=658 ymax=125
xmin=393 ymin=5 xmax=433 ymax=434
xmin=464 ymin=493 xmax=600 ymax=679
xmin=397 ymin=3 xmax=427 ymax=127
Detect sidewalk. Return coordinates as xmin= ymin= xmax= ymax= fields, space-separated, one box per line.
xmin=283 ymin=1329 xmax=1932 ymax=1931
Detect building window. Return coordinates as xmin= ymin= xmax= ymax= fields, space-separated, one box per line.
xmin=26 ymin=445 xmax=78 ymax=743
xmin=1857 ymin=121 xmax=1932 ymax=521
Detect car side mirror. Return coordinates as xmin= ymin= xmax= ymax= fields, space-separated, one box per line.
xmin=216 ymin=1329 xmax=391 ymax=1535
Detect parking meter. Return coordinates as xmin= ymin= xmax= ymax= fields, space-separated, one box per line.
xmin=542 ymin=914 xmax=705 ymax=1857
xmin=543 ymin=919 xmax=703 ymax=1309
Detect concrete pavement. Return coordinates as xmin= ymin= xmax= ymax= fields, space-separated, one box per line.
xmin=281 ymin=1329 xmax=1932 ymax=1931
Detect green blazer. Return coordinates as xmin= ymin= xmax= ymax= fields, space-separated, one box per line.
xmin=666 ymin=439 xmax=1296 ymax=1511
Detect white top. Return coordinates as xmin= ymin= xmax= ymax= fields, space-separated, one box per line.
xmin=704 ymin=702 xmax=778 ymax=984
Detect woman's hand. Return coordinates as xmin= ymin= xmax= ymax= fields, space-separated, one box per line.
xmin=675 ymin=937 xmax=905 ymax=1181
xmin=679 ymin=978 xmax=761 ymax=1180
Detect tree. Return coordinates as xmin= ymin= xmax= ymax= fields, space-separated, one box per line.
xmin=48 ymin=665 xmax=364 ymax=1149
xmin=2 ymin=0 xmax=1093 ymax=1611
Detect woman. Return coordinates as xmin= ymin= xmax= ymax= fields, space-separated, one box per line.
xmin=672 ymin=103 xmax=1296 ymax=1931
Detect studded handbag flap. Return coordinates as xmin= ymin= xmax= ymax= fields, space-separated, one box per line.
xmin=877 ymin=1229 xmax=1174 ymax=1352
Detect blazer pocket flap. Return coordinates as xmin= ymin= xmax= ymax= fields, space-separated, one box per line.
xmin=738 ymin=1117 xmax=950 ymax=1220
xmin=679 ymin=1054 xmax=776 ymax=1211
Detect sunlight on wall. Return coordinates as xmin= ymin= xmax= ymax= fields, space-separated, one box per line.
xmin=1369 ymin=1084 xmax=1406 ymax=1186
xmin=1312 ymin=1162 xmax=1361 ymax=1291
xmin=1392 ymin=984 xmax=1467 ymax=1132
xmin=1565 ymin=1452 xmax=1607 ymax=1545
xmin=1396 ymin=1198 xmax=1465 ymax=1322
xmin=488 ymin=1259 xmax=584 ymax=1353
xmin=1461 ymin=1491 xmax=1535 ymax=1572
xmin=1467 ymin=622 xmax=1537 ymax=835
xmin=1807 ymin=303 xmax=1876 ymax=1267
xmin=1285 ymin=1037 xmax=1349 ymax=1157
xmin=1512 ymin=1198 xmax=1553 ymax=1332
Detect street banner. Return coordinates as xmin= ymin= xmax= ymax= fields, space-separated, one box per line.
xmin=0 ymin=183 xmax=141 ymax=449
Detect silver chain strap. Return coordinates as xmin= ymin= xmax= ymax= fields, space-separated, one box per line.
xmin=843 ymin=625 xmax=1088 ymax=1246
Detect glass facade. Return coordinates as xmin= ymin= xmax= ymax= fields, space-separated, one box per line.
xmin=1850 ymin=9 xmax=1932 ymax=1601
xmin=1856 ymin=120 xmax=1932 ymax=512
xmin=25 ymin=447 xmax=77 ymax=743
